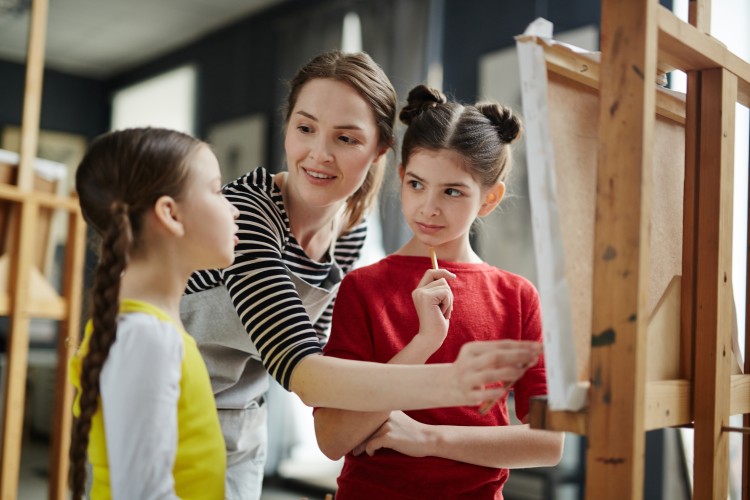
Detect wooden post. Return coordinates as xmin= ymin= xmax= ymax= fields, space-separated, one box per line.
xmin=692 ymin=67 xmax=736 ymax=500
xmin=48 ymin=209 xmax=86 ymax=500
xmin=586 ymin=0 xmax=657 ymax=497
xmin=0 ymin=0 xmax=48 ymax=498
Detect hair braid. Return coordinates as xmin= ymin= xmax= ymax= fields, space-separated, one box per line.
xmin=69 ymin=203 xmax=132 ymax=499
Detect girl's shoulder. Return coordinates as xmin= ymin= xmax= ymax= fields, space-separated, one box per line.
xmin=117 ymin=311 xmax=184 ymax=352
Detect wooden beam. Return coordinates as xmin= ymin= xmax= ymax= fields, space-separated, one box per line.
xmin=688 ymin=0 xmax=711 ymax=33
xmin=658 ymin=6 xmax=750 ymax=107
xmin=528 ymin=395 xmax=589 ymax=435
xmin=644 ymin=380 xmax=692 ymax=430
xmin=15 ymin=0 xmax=48 ymax=193
xmin=48 ymin=209 xmax=86 ymax=499
xmin=516 ymin=35 xmax=687 ymax=124
xmin=0 ymin=202 xmax=39 ymax=500
xmin=692 ymin=67 xmax=736 ymax=500
xmin=586 ymin=0 xmax=657 ymax=497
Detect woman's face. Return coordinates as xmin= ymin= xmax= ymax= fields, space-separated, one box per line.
xmin=284 ymin=78 xmax=384 ymax=210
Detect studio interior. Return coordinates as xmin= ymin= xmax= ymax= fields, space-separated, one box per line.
xmin=0 ymin=0 xmax=748 ymax=499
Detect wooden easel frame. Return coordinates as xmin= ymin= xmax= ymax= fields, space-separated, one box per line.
xmin=527 ymin=0 xmax=750 ymax=498
xmin=0 ymin=0 xmax=87 ymax=498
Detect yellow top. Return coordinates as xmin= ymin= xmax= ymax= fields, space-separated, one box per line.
xmin=70 ymin=299 xmax=225 ymax=499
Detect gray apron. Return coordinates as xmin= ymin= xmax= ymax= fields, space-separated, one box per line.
xmin=180 ymin=251 xmax=343 ymax=500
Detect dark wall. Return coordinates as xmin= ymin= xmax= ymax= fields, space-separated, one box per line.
xmin=442 ymin=0 xmax=671 ymax=102
xmin=105 ymin=0 xmax=317 ymax=171
xmin=442 ymin=0 xmax=601 ymax=102
xmin=0 ymin=60 xmax=108 ymax=142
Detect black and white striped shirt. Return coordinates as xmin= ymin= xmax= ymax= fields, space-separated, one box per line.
xmin=185 ymin=167 xmax=367 ymax=389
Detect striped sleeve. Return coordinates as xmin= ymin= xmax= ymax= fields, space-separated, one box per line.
xmin=311 ymin=221 xmax=367 ymax=344
xmin=220 ymin=176 xmax=324 ymax=390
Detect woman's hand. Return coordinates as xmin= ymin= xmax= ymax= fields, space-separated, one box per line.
xmin=353 ymin=411 xmax=430 ymax=457
xmin=448 ymin=340 xmax=542 ymax=406
xmin=411 ymin=269 xmax=456 ymax=352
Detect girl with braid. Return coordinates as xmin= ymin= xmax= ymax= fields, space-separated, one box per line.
xmin=69 ymin=127 xmax=239 ymax=499
xmin=179 ymin=51 xmax=541 ymax=499
xmin=314 ymin=85 xmax=565 ymax=499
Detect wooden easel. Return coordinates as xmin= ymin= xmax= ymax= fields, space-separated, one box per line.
xmin=0 ymin=0 xmax=87 ymax=498
xmin=527 ymin=0 xmax=750 ymax=499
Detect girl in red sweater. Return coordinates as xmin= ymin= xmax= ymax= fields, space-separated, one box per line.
xmin=315 ymin=85 xmax=564 ymax=499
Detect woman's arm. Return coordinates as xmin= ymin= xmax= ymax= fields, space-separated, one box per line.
xmin=296 ymin=342 xmax=536 ymax=410
xmin=358 ymin=411 xmax=565 ymax=469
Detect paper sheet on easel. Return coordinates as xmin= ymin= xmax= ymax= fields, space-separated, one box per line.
xmin=516 ymin=20 xmax=590 ymax=411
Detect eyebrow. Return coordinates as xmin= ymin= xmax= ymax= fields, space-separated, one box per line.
xmin=295 ymin=110 xmax=364 ymax=131
xmin=405 ymin=172 xmax=470 ymax=188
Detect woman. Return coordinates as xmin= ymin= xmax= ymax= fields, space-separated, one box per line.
xmin=180 ymin=51 xmax=541 ymax=499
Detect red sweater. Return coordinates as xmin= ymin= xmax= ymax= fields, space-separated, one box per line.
xmin=323 ymin=254 xmax=547 ymax=499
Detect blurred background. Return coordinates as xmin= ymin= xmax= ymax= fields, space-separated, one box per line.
xmin=0 ymin=0 xmax=747 ymax=498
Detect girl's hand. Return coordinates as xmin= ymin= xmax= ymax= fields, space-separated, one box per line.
xmin=448 ymin=340 xmax=542 ymax=406
xmin=352 ymin=411 xmax=429 ymax=457
xmin=411 ymin=269 xmax=456 ymax=352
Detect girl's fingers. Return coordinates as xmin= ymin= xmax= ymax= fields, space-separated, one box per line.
xmin=417 ymin=269 xmax=456 ymax=287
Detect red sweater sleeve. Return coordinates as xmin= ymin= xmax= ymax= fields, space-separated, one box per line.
xmin=512 ymin=282 xmax=548 ymax=422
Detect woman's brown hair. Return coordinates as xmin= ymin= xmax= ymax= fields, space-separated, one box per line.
xmin=69 ymin=127 xmax=202 ymax=499
xmin=399 ymin=84 xmax=522 ymax=188
xmin=284 ymin=50 xmax=397 ymax=232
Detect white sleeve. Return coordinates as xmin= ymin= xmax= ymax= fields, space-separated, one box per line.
xmin=100 ymin=315 xmax=182 ymax=500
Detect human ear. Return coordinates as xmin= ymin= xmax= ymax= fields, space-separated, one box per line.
xmin=478 ymin=182 xmax=505 ymax=217
xmin=153 ymin=195 xmax=185 ymax=237
xmin=373 ymin=145 xmax=390 ymax=165
xmin=398 ymin=164 xmax=405 ymax=182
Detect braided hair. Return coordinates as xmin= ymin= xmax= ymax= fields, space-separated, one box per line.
xmin=69 ymin=127 xmax=201 ymax=499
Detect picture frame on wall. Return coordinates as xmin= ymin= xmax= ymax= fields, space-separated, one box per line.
xmin=207 ymin=114 xmax=267 ymax=182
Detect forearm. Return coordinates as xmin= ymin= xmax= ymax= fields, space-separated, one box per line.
xmin=313 ymin=339 xmax=432 ymax=459
xmin=390 ymin=333 xmax=439 ymax=364
xmin=421 ymin=424 xmax=564 ymax=469
xmin=291 ymin=354 xmax=456 ymax=410
xmin=314 ymin=408 xmax=389 ymax=460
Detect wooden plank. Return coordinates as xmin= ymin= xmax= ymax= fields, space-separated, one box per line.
xmin=528 ymin=394 xmax=589 ymax=435
xmin=688 ymin=0 xmax=711 ymax=33
xmin=15 ymin=0 xmax=48 ymax=193
xmin=692 ymin=67 xmax=736 ymax=500
xmin=0 ymin=201 xmax=39 ymax=500
xmin=729 ymin=374 xmax=750 ymax=416
xmin=681 ymin=69 xmax=700 ymax=383
xmin=516 ymin=35 xmax=687 ymax=124
xmin=586 ymin=0 xmax=657 ymax=497
xmin=0 ymin=184 xmax=81 ymax=211
xmin=48 ymin=209 xmax=86 ymax=499
xmin=644 ymin=380 xmax=692 ymax=430
xmin=657 ymin=6 xmax=750 ymax=107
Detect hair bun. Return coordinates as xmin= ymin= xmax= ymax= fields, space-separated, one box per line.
xmin=476 ymin=102 xmax=522 ymax=144
xmin=399 ymin=84 xmax=447 ymax=125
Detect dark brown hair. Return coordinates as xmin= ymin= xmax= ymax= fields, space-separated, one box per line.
xmin=70 ymin=127 xmax=202 ymax=499
xmin=399 ymin=84 xmax=522 ymax=187
xmin=284 ymin=50 xmax=397 ymax=232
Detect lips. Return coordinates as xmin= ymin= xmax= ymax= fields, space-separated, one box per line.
xmin=416 ymin=222 xmax=444 ymax=234
xmin=302 ymin=167 xmax=336 ymax=180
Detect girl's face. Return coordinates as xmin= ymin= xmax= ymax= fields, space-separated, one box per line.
xmin=179 ymin=145 xmax=239 ymax=270
xmin=401 ymin=149 xmax=500 ymax=254
xmin=284 ymin=78 xmax=384 ymax=210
